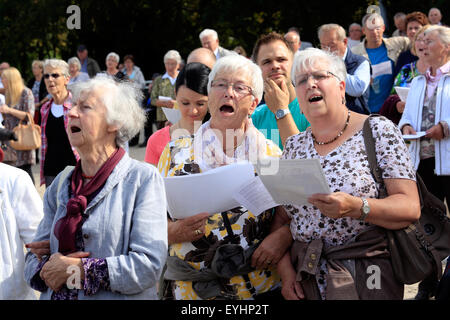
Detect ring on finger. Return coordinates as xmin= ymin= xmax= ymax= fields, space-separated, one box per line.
xmin=266 ymin=260 xmax=272 ymax=265
xmin=194 ymin=229 xmax=202 ymax=236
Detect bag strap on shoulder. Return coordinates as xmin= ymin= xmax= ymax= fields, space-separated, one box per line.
xmin=362 ymin=114 xmax=387 ymax=197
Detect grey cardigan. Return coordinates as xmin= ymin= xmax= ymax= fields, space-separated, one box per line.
xmin=24 ymin=153 xmax=168 ymax=299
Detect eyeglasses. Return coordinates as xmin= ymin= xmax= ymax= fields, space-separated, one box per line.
xmin=43 ymin=73 xmax=62 ymax=79
xmin=211 ymin=80 xmax=253 ymax=97
xmin=295 ymin=70 xmax=340 ymax=86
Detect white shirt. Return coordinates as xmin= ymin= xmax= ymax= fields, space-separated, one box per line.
xmin=161 ymin=72 xmax=177 ymax=86
xmin=347 ymin=38 xmax=361 ymax=49
xmin=213 ymin=47 xmax=220 ymax=59
xmin=0 ymin=163 xmax=43 ymax=299
xmin=343 ymin=48 xmax=371 ymax=97
xmin=51 ymin=103 xmax=64 ymax=118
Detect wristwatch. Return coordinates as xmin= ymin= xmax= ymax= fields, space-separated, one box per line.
xmin=359 ymin=198 xmax=370 ymax=221
xmin=275 ymin=108 xmax=291 ymax=120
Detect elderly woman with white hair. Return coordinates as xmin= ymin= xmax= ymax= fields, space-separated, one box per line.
xmin=157 ymin=54 xmax=292 ymax=300
xmin=151 ymin=49 xmax=182 ymax=129
xmin=276 ymin=48 xmax=420 ymax=300
xmin=399 ymin=25 xmax=450 ymax=300
xmin=39 ymin=59 xmax=79 ymax=187
xmin=104 ymin=52 xmax=127 ymax=81
xmin=24 ymin=75 xmax=168 ymax=300
xmin=67 ymin=57 xmax=90 ymax=88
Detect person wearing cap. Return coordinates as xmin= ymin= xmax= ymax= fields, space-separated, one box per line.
xmin=76 ymin=45 xmax=101 ymax=78
xmin=352 ymin=12 xmax=410 ymax=113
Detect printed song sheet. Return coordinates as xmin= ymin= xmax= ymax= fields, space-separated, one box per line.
xmin=233 ymin=158 xmax=331 ymax=216
xmin=163 ymin=162 xmax=255 ymax=219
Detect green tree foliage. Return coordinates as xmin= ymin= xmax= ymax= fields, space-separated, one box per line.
xmin=0 ymin=0 xmax=448 ymax=81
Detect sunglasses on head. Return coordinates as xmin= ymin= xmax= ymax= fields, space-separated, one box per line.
xmin=43 ymin=73 xmax=62 ymax=79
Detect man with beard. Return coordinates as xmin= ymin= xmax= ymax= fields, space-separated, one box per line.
xmin=251 ymin=32 xmax=309 ymax=149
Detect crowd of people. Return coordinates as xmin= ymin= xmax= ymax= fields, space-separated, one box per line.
xmin=0 ymin=6 xmax=449 ymax=301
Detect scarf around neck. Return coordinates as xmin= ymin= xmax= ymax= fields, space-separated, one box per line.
xmin=193 ymin=118 xmax=269 ymax=172
xmin=54 ymin=147 xmax=125 ymax=255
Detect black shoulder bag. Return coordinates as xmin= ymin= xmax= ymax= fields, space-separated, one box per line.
xmin=363 ymin=115 xmax=450 ymax=284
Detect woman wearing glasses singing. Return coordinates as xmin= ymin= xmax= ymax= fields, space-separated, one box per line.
xmin=277 ymin=48 xmax=420 ymax=300
xmin=157 ymin=55 xmax=292 ymax=300
xmin=40 ymin=59 xmax=79 ymax=187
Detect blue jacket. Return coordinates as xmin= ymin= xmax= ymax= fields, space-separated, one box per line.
xmin=24 ymin=153 xmax=168 ymax=299
xmin=345 ymin=49 xmax=371 ymax=115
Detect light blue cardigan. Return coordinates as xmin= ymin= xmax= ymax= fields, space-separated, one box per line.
xmin=24 ymin=153 xmax=168 ymax=299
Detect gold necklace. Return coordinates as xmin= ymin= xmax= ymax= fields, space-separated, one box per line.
xmin=311 ymin=110 xmax=351 ymax=145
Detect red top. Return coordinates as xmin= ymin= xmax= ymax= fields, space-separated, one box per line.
xmin=144 ymin=125 xmax=171 ymax=166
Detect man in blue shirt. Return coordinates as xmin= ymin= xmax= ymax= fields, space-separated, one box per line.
xmin=251 ymin=32 xmax=309 ymax=149
xmin=76 ymin=44 xmax=101 ymax=78
xmin=351 ymin=13 xmax=409 ymax=113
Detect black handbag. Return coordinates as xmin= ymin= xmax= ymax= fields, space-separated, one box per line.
xmin=363 ymin=115 xmax=450 ymax=285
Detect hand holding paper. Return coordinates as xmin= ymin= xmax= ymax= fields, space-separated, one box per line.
xmin=163 ymin=162 xmax=255 ymax=219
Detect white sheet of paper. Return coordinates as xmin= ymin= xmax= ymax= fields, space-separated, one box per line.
xmin=232 ymin=158 xmax=331 ymax=215
xmin=162 ymin=107 xmax=181 ymax=124
xmin=403 ymin=131 xmax=426 ymax=140
xmin=163 ymin=162 xmax=255 ymax=219
xmin=394 ymin=86 xmax=410 ymax=102
xmin=371 ymin=61 xmax=392 ymax=79
xmin=232 ymin=176 xmax=278 ymax=216
xmin=158 ymin=96 xmax=181 ymax=124
xmin=258 ymin=158 xmax=331 ymax=206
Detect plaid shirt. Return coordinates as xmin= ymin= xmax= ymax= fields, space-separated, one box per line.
xmin=39 ymin=92 xmax=79 ymax=185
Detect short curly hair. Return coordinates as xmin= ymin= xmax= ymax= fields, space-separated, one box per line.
xmin=406 ymin=11 xmax=429 ymax=28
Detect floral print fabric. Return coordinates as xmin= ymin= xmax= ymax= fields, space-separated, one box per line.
xmin=157 ymin=135 xmax=282 ymax=300
xmin=282 ymin=116 xmax=416 ymax=298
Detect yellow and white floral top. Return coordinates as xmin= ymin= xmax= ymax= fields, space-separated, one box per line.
xmin=157 ymin=132 xmax=282 ymax=300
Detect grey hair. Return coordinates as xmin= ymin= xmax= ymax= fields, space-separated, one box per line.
xmin=362 ymin=12 xmax=385 ymax=28
xmin=199 ymin=29 xmax=218 ymax=41
xmin=106 ymin=52 xmax=120 ymax=63
xmin=318 ymin=24 xmax=347 ymax=42
xmin=207 ymin=54 xmax=264 ymax=102
xmin=424 ymin=25 xmax=450 ymax=46
xmin=163 ymin=50 xmax=182 ymax=64
xmin=43 ymin=59 xmax=70 ymax=77
xmin=394 ymin=12 xmax=406 ymax=19
xmin=70 ymin=75 xmax=146 ymax=148
xmin=428 ymin=7 xmax=441 ymax=15
xmin=32 ymin=60 xmax=44 ymax=70
xmin=67 ymin=57 xmax=81 ymax=71
xmin=349 ymin=23 xmax=362 ymax=30
xmin=291 ymin=48 xmax=347 ymax=85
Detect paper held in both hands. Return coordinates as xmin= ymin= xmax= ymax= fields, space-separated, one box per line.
xmin=163 ymin=159 xmax=331 ymax=219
